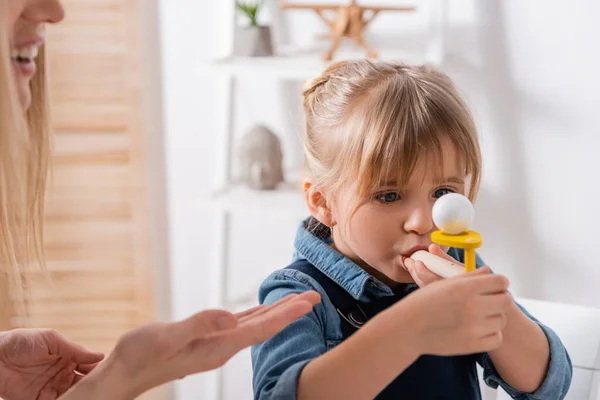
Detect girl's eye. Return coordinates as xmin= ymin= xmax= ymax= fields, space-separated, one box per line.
xmin=434 ymin=188 xmax=455 ymax=198
xmin=376 ymin=192 xmax=401 ymax=203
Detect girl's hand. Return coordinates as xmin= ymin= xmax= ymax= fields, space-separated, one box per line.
xmin=0 ymin=328 xmax=104 ymax=400
xmin=403 ymin=244 xmax=460 ymax=287
xmin=412 ymin=268 xmax=511 ymax=355
xmin=378 ymin=267 xmax=512 ymax=357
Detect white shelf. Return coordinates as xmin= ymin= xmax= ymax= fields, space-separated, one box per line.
xmin=204 ymin=47 xmax=440 ymax=81
xmin=204 ymin=181 xmax=307 ymax=214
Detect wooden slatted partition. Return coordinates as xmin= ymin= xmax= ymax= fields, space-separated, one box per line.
xmin=15 ymin=0 xmax=158 ymax=367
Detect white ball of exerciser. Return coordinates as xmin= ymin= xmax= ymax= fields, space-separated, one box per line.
xmin=432 ymin=193 xmax=474 ymax=234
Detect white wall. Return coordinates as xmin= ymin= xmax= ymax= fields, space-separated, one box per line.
xmin=158 ymin=0 xmax=600 ymax=398
xmin=156 ymin=0 xmax=230 ymax=398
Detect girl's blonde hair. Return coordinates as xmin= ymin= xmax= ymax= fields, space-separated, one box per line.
xmin=302 ymin=59 xmax=481 ymax=210
xmin=0 ymin=1 xmax=51 ymax=328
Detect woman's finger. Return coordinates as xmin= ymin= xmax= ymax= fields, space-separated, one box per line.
xmin=172 ymin=309 xmax=238 ymax=344
xmin=234 ymin=304 xmax=266 ymax=320
xmin=237 ymin=294 xmax=299 ymax=323
xmin=75 ymin=362 xmax=101 ymax=375
xmin=230 ymin=298 xmax=319 ymax=348
xmin=246 ymin=292 xmax=320 ymax=328
xmin=47 ymin=330 xmax=105 ymax=365
xmin=294 ymin=290 xmax=321 ymax=306
xmin=239 ymin=292 xmax=319 ymax=324
xmin=56 ymin=369 xmax=79 ymax=397
xmin=37 ymin=387 xmax=60 ymax=400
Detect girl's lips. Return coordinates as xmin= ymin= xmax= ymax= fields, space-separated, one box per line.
xmin=400 ymin=255 xmax=412 ymax=271
xmin=400 ymin=246 xmax=430 ymax=268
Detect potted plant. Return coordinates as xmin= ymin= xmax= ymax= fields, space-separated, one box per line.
xmin=234 ymin=0 xmax=274 ymax=57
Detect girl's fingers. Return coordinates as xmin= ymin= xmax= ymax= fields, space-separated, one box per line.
xmin=428 ymin=244 xmax=458 ymax=263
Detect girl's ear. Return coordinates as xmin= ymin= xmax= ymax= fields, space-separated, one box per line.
xmin=304 ymin=180 xmax=334 ymax=227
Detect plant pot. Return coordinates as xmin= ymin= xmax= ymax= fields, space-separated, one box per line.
xmin=234 ymin=26 xmax=274 ymax=57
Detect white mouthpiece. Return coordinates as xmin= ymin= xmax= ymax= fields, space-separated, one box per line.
xmin=432 ymin=193 xmax=474 ymax=234
xmin=410 ymin=250 xmax=465 ymax=278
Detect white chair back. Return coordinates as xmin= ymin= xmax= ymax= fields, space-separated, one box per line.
xmin=480 ymin=298 xmax=600 ymax=400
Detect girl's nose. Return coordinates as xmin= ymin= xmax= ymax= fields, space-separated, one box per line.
xmin=403 ymin=206 xmax=434 ymax=235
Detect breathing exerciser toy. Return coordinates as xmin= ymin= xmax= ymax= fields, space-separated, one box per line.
xmin=410 ymin=193 xmax=482 ymax=278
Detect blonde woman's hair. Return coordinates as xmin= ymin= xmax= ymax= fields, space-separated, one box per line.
xmin=0 ymin=1 xmax=50 ymax=328
xmin=302 ymin=59 xmax=482 ymax=211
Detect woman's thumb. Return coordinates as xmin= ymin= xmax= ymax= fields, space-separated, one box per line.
xmin=48 ymin=330 xmax=105 ymax=363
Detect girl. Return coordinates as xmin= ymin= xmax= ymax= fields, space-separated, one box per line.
xmin=251 ymin=60 xmax=572 ymax=400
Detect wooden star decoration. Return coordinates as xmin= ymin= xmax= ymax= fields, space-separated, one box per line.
xmin=279 ymin=0 xmax=417 ymax=61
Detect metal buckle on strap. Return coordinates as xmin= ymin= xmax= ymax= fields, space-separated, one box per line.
xmin=336 ymin=304 xmax=367 ymax=329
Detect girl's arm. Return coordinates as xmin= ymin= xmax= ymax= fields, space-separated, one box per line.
xmin=251 ymin=271 xmax=420 ymax=400
xmin=297 ymin=306 xmax=419 ymax=400
xmin=485 ymin=300 xmax=550 ymax=392
xmin=478 ymin=300 xmax=573 ymax=399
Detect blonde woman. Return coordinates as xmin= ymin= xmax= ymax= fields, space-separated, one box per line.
xmin=0 ymin=0 xmax=320 ymax=399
